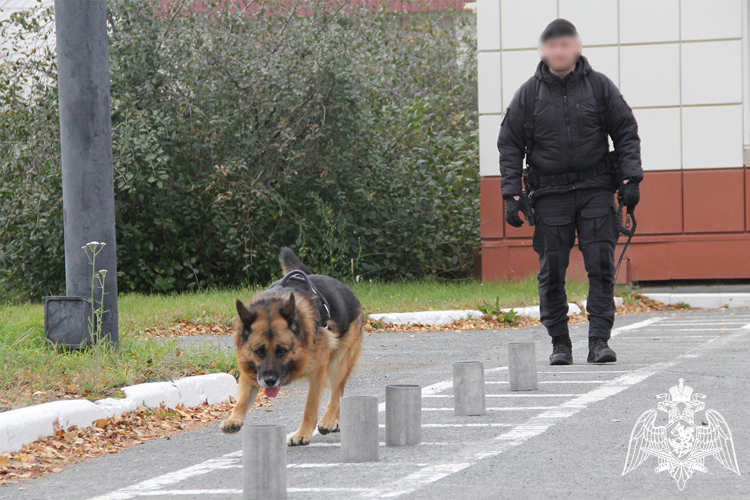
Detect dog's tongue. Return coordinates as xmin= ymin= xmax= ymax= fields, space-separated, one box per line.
xmin=264 ymin=386 xmax=280 ymax=398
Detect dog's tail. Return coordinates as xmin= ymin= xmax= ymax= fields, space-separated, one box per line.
xmin=280 ymin=247 xmax=313 ymax=275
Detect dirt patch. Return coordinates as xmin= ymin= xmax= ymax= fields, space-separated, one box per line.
xmin=0 ymin=392 xmax=277 ymax=487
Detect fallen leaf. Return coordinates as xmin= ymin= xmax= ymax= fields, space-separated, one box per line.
xmin=611 ymin=419 xmax=621 ymax=422
xmin=0 ymin=457 xmax=9 ymax=467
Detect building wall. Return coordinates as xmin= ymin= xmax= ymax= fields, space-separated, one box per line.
xmin=476 ymin=0 xmax=750 ymax=282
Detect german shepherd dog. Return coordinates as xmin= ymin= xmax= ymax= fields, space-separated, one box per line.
xmin=220 ymin=248 xmax=363 ymax=446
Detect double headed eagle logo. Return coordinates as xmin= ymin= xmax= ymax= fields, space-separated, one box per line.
xmin=623 ymin=378 xmax=740 ymax=490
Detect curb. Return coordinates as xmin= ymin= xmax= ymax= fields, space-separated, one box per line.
xmin=642 ymin=293 xmax=750 ymax=309
xmin=367 ymin=300 xmax=617 ymax=326
xmin=0 ymin=373 xmax=237 ymax=454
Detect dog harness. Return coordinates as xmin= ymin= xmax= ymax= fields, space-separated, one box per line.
xmin=277 ymin=270 xmax=332 ymax=343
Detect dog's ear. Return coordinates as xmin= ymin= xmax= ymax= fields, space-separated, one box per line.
xmin=280 ymin=292 xmax=296 ymax=322
xmin=236 ymin=299 xmax=256 ymax=326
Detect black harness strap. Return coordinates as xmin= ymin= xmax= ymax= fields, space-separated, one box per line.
xmin=523 ymin=76 xmax=538 ymax=157
xmin=278 ymin=270 xmax=331 ymax=343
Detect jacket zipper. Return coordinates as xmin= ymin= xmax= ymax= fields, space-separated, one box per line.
xmin=562 ymin=88 xmax=573 ymax=160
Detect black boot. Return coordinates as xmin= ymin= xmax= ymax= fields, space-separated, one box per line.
xmin=549 ymin=334 xmax=573 ymax=365
xmin=588 ymin=337 xmax=617 ymax=363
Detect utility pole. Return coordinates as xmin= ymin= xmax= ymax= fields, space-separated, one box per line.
xmin=54 ymin=0 xmax=119 ymax=345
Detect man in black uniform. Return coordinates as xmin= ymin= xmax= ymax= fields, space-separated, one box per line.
xmin=497 ymin=19 xmax=642 ymax=365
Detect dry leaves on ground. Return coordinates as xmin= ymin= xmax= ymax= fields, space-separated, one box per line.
xmin=364 ymin=295 xmax=680 ymax=334
xmin=0 ymin=393 xmax=276 ymax=486
xmin=137 ymin=318 xmax=234 ymax=339
xmin=136 ymin=296 xmax=682 ymax=338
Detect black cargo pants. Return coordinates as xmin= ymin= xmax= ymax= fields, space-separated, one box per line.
xmin=532 ymin=188 xmax=619 ymax=339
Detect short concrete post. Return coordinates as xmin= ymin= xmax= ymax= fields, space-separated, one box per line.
xmin=340 ymin=396 xmax=379 ymax=462
xmin=243 ymin=425 xmax=286 ymax=500
xmin=386 ymin=385 xmax=421 ymax=446
xmin=452 ymin=361 xmax=486 ymax=416
xmin=508 ymin=342 xmax=538 ymax=391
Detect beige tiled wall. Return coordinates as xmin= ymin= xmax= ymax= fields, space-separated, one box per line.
xmin=477 ymin=0 xmax=749 ymax=176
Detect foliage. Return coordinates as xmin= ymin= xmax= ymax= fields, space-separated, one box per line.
xmin=478 ymin=295 xmax=522 ymax=325
xmin=0 ymin=0 xmax=479 ymax=299
xmin=0 ymin=300 xmax=236 ymax=411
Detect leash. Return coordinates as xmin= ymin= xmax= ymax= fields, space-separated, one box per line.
xmin=615 ymin=197 xmax=637 ymax=281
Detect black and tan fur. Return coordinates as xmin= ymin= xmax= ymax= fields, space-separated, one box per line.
xmin=220 ymin=248 xmax=363 ymax=446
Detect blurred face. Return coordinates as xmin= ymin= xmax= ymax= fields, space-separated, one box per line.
xmin=540 ymin=36 xmax=582 ymax=73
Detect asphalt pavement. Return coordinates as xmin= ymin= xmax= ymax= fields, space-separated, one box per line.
xmin=4 ymin=308 xmax=750 ymax=500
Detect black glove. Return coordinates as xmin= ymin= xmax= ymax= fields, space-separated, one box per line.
xmin=505 ymin=197 xmax=524 ymax=228
xmin=619 ymin=181 xmax=640 ymax=208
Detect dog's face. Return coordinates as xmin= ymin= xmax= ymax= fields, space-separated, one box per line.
xmin=235 ymin=293 xmax=303 ymax=390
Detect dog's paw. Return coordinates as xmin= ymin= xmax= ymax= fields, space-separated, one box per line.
xmin=317 ymin=418 xmax=340 ymax=435
xmin=287 ymin=432 xmax=312 ymax=446
xmin=220 ymin=419 xmax=243 ymax=434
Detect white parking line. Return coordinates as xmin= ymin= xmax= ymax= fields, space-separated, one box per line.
xmin=378 ymin=423 xmax=515 ymax=429
xmin=89 ymin=314 xmax=736 ymax=500
xmin=611 ymin=317 xmax=664 ymax=335
xmin=486 ymin=380 xmax=603 ymax=384
xmin=422 ymin=394 xmax=584 ymax=398
xmin=86 ymin=452 xmax=243 ymax=500
xmin=304 ymin=442 xmax=452 ymax=448
xmin=422 ymin=407 xmax=558 ymax=412
xmin=138 ymin=491 xmax=241 ymax=496
xmin=537 ymin=370 xmax=629 ymax=374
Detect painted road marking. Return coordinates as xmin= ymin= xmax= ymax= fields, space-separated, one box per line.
xmin=87 ymin=452 xmax=243 ymax=500
xmin=422 ymin=394 xmax=585 ymax=398
xmin=486 ymin=380 xmax=604 ymax=384
xmin=89 ymin=314 xmax=741 ymax=500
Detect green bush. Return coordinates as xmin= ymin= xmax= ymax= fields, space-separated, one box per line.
xmin=0 ymin=0 xmax=479 ymax=300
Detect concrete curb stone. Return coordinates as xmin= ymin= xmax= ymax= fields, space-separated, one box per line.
xmin=0 ymin=373 xmax=237 ymax=454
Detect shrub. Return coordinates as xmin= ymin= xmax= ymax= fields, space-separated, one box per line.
xmin=0 ymin=0 xmax=479 ymax=300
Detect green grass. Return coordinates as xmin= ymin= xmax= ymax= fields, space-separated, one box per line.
xmin=119 ymin=276 xmax=590 ymax=332
xmin=0 ymin=302 xmax=237 ymax=411
xmin=1 ymin=277 xmax=591 ymax=411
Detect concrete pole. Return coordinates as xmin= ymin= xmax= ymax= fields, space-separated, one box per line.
xmin=243 ymin=425 xmax=287 ymax=500
xmin=453 ymin=361 xmax=486 ymax=416
xmin=340 ymin=396 xmax=379 ymax=462
xmin=55 ymin=0 xmax=119 ymax=345
xmin=385 ymin=385 xmax=421 ymax=446
xmin=508 ymin=342 xmax=538 ymax=391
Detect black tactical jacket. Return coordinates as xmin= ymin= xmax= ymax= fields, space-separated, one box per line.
xmin=497 ymin=56 xmax=643 ymax=199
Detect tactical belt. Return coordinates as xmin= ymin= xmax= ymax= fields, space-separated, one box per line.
xmin=535 ymin=161 xmax=611 ymax=188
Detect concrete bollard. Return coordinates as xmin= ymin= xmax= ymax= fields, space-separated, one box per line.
xmin=452 ymin=361 xmax=486 ymax=416
xmin=385 ymin=385 xmax=421 ymax=446
xmin=508 ymin=342 xmax=538 ymax=391
xmin=340 ymin=396 xmax=379 ymax=462
xmin=243 ymin=425 xmax=286 ymax=500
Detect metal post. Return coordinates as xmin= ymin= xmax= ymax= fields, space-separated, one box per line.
xmin=385 ymin=385 xmax=421 ymax=446
xmin=508 ymin=342 xmax=538 ymax=391
xmin=453 ymin=361 xmax=486 ymax=416
xmin=340 ymin=396 xmax=379 ymax=462
xmin=55 ymin=0 xmax=119 ymax=345
xmin=243 ymin=425 xmax=287 ymax=500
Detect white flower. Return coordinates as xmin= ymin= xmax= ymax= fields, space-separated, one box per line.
xmin=98 ymin=269 xmax=108 ymax=276
xmin=85 ymin=241 xmax=100 ymax=247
